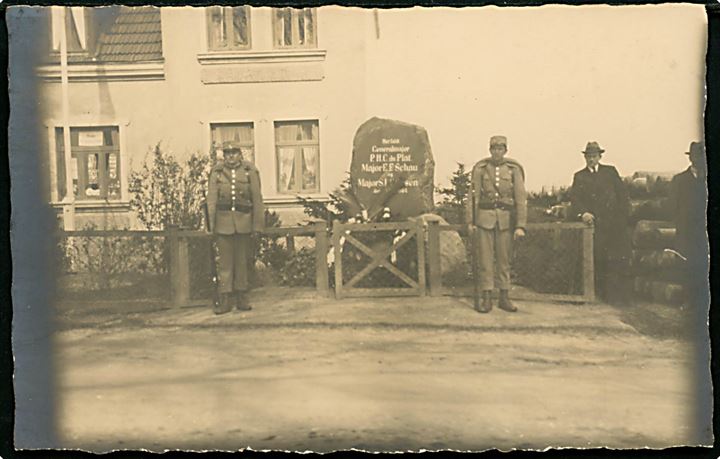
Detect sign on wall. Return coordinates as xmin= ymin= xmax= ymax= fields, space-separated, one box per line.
xmin=78 ymin=131 xmax=104 ymax=147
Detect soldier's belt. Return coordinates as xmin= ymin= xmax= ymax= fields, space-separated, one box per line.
xmin=477 ymin=202 xmax=514 ymax=211
xmin=217 ymin=204 xmax=252 ymax=212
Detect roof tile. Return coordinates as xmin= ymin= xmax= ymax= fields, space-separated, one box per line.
xmin=95 ymin=6 xmax=163 ymax=63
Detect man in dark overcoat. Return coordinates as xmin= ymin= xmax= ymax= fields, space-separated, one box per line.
xmin=207 ymin=140 xmax=265 ymax=314
xmin=570 ymin=141 xmax=631 ymax=304
xmin=670 ymin=141 xmax=708 ymax=306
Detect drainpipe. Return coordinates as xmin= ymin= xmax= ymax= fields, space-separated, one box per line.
xmin=58 ymin=6 xmax=75 ymax=230
xmin=374 ymin=8 xmax=380 ymax=39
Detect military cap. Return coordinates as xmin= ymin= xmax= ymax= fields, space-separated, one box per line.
xmin=222 ymin=140 xmax=243 ymax=153
xmin=686 ymin=141 xmax=704 ymax=156
xmin=582 ymin=141 xmax=605 ymax=155
xmin=490 ymin=135 xmax=507 ymax=147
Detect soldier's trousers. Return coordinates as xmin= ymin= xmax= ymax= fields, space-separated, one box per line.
xmin=476 ymin=224 xmax=512 ymax=291
xmin=216 ymin=233 xmax=251 ymax=293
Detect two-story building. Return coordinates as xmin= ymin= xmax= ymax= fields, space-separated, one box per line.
xmin=33 ymin=4 xmax=708 ymax=231
xmin=37 ymin=6 xmax=373 ymax=228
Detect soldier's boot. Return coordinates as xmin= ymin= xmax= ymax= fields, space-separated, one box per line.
xmin=214 ymin=293 xmax=233 ymax=315
xmin=235 ymin=291 xmax=252 ymax=311
xmin=498 ymin=289 xmax=518 ymax=312
xmin=476 ymin=290 xmax=493 ymax=313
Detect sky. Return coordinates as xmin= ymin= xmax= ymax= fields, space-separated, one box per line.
xmin=363 ymin=4 xmax=707 ymax=190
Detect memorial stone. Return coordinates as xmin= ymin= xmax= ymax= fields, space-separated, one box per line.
xmin=350 ymin=117 xmax=435 ymax=220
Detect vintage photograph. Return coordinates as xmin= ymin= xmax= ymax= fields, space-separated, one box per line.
xmin=8 ymin=3 xmax=712 ymax=452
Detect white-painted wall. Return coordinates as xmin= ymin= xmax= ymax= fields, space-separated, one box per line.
xmin=40 ymin=6 xmax=370 ymax=219
xmin=39 ymin=4 xmax=707 ymax=227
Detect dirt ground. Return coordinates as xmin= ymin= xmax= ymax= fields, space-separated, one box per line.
xmin=53 ymin=288 xmax=711 ymax=452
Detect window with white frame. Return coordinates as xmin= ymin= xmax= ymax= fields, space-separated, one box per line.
xmin=274 ymin=120 xmax=319 ymax=194
xmin=55 ymin=126 xmax=121 ymax=201
xmin=207 ymin=6 xmax=251 ymax=51
xmin=210 ymin=122 xmax=255 ymax=163
xmin=272 ymin=8 xmax=317 ymax=49
xmin=50 ymin=6 xmax=91 ymax=53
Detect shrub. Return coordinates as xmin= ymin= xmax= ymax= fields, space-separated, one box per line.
xmin=129 ymin=144 xmax=211 ymax=231
xmin=297 ymin=174 xmax=360 ymax=223
xmin=277 ymin=247 xmax=317 ymax=287
xmin=434 ymin=162 xmax=470 ymax=224
xmin=58 ymin=222 xmax=166 ymax=291
xmin=249 ymin=210 xmax=317 ymax=288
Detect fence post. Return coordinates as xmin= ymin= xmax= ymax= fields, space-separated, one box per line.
xmin=168 ymin=226 xmax=190 ymax=308
xmin=416 ymin=220 xmax=426 ymax=296
xmin=582 ymin=225 xmax=595 ymax=303
xmin=427 ymin=220 xmax=442 ymax=297
xmin=332 ymin=221 xmax=344 ymax=299
xmin=168 ymin=226 xmax=179 ymax=306
xmin=285 ymin=235 xmax=295 ymax=252
xmin=314 ymin=221 xmax=330 ymax=297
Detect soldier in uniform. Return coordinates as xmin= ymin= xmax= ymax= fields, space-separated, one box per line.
xmin=207 ymin=140 xmax=265 ymax=314
xmin=570 ymin=141 xmax=631 ymax=305
xmin=467 ymin=135 xmax=527 ymax=313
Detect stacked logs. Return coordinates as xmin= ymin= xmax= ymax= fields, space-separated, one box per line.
xmin=626 ymin=171 xmax=684 ymax=304
xmin=625 ymin=171 xmax=674 ymax=200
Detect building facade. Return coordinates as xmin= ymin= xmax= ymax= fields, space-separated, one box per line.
xmin=37 ymin=6 xmax=373 ymax=228
xmin=31 ymin=5 xmax=708 ymax=230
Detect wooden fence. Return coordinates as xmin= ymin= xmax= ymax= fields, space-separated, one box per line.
xmin=426 ymin=221 xmax=595 ymax=303
xmin=332 ymin=221 xmax=426 ymax=299
xmin=57 ymin=220 xmax=594 ymax=307
xmin=57 ymin=222 xmax=331 ymax=308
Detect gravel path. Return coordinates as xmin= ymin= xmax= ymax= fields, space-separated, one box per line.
xmin=53 ymin=289 xmax=710 ymax=452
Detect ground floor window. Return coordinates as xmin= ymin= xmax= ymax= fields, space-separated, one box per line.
xmin=55 ymin=126 xmax=121 ymax=201
xmin=274 ymin=120 xmax=319 ymax=194
xmin=210 ymin=122 xmax=255 ymax=163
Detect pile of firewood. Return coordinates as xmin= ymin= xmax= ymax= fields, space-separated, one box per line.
xmin=626 ymin=172 xmax=684 ymax=304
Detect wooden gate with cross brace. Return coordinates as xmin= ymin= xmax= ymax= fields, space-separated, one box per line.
xmin=332 ymin=221 xmax=426 ymax=299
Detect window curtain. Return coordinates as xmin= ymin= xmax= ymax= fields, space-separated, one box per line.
xmin=51 ymin=6 xmax=84 ymax=51
xmin=107 ymin=153 xmax=120 ymax=199
xmin=278 ymin=147 xmax=296 ymax=192
xmin=232 ymin=7 xmax=248 ymax=46
xmin=274 ymin=8 xmax=293 ymax=47
xmin=208 ymin=7 xmax=225 ymax=48
xmin=304 ymin=9 xmax=315 ymax=45
xmin=302 ymin=147 xmax=318 ymax=190
xmin=298 ymin=11 xmax=305 ymax=45
xmin=275 ymin=122 xmax=301 ymax=142
xmin=212 ymin=124 xmax=254 ymax=163
xmin=275 ymin=121 xmax=317 ymax=142
xmin=70 ymin=7 xmax=86 ymax=49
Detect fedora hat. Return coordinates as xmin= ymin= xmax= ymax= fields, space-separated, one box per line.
xmin=582 ymin=141 xmax=605 ymax=155
xmin=685 ymin=141 xmax=704 ymax=156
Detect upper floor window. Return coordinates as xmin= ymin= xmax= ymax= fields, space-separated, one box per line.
xmin=47 ymin=6 xmax=162 ymax=65
xmin=50 ymin=6 xmax=91 ymax=53
xmin=207 ymin=6 xmax=251 ymax=51
xmin=273 ymin=8 xmax=316 ymax=49
xmin=275 ymin=120 xmax=319 ymax=194
xmin=55 ymin=126 xmax=122 ymax=201
xmin=210 ymin=122 xmax=255 ymax=163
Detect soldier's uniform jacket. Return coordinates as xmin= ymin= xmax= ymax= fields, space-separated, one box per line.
xmin=466 ymin=157 xmax=527 ymax=230
xmin=207 ymin=159 xmax=265 ymax=234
